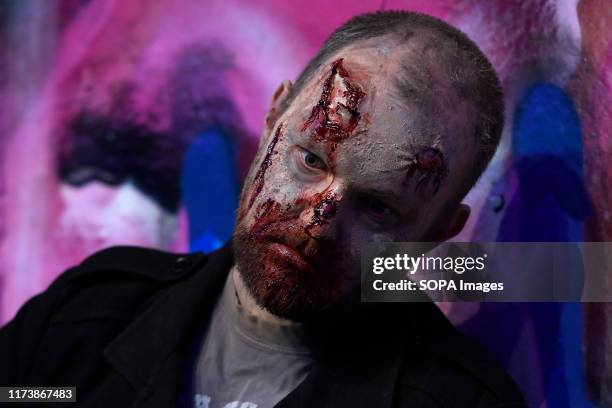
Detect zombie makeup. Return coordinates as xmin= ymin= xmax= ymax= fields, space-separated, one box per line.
xmin=296 ymin=59 xmax=367 ymax=238
xmin=303 ymin=191 xmax=339 ymax=239
xmin=247 ymin=124 xmax=284 ymax=210
xmin=233 ymin=47 xmax=474 ymax=321
xmin=404 ymin=147 xmax=448 ymax=199
xmin=231 ymin=58 xmax=372 ymax=320
xmin=301 ymin=58 xmax=366 ymax=145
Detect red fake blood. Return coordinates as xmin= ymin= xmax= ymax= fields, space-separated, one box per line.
xmin=251 ymin=198 xmax=282 ymax=236
xmin=305 ymin=192 xmax=338 ymax=238
xmin=247 ymin=125 xmax=283 ymax=210
xmin=406 ymin=147 xmax=448 ymax=197
xmin=343 ymin=80 xmax=365 ymax=111
xmin=301 ymin=58 xmax=365 ymax=144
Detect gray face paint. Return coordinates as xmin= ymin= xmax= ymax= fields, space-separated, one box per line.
xmin=233 ymin=47 xmax=476 ymax=321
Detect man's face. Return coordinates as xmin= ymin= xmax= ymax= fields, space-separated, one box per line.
xmin=233 ymin=44 xmax=478 ymax=321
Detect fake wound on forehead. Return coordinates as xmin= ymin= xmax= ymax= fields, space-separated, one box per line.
xmin=398 ymin=146 xmax=449 ymax=199
xmin=301 ymin=58 xmax=366 ymax=143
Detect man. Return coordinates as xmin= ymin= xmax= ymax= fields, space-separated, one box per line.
xmin=0 ymin=11 xmax=525 ymax=407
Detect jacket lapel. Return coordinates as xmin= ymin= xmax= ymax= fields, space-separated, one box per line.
xmin=102 ymin=243 xmax=234 ymax=407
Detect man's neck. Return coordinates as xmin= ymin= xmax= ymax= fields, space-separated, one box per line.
xmin=229 ymin=265 xmax=300 ymax=327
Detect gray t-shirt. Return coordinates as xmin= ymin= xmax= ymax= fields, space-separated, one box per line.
xmin=192 ymin=276 xmax=313 ymax=408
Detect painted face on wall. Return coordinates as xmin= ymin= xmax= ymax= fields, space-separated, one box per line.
xmin=233 ymin=43 xmax=478 ymax=321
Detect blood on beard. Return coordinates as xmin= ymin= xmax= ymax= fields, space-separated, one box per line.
xmin=233 ymin=58 xmax=367 ymax=321
xmin=232 ymin=197 xmax=350 ymax=322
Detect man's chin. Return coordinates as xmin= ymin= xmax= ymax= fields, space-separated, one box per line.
xmin=232 ymin=232 xmax=344 ymax=322
xmin=239 ymin=262 xmax=326 ymax=322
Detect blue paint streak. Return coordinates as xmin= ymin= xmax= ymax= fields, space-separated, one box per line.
xmin=508 ymin=84 xmax=590 ymax=407
xmin=181 ymin=126 xmax=239 ymax=253
xmin=465 ymin=84 xmax=592 ymax=408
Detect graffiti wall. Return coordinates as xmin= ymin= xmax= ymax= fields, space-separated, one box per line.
xmin=1 ymin=0 xmax=611 ymax=406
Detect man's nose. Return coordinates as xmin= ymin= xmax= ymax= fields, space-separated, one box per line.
xmin=300 ymin=183 xmax=346 ymax=241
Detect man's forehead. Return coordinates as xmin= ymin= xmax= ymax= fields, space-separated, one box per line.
xmin=291 ymin=51 xmax=464 ymax=156
xmin=282 ymin=48 xmax=478 ymax=204
xmin=294 ymin=46 xmax=473 ymax=132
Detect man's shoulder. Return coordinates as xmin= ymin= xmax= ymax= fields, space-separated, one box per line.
xmin=3 ymin=245 xmax=208 ymax=329
xmin=0 ymin=245 xmax=210 ymax=384
xmin=46 ymin=245 xmax=207 ymax=321
xmin=396 ymin=331 xmax=526 ymax=407
xmin=76 ymin=245 xmax=206 ymax=282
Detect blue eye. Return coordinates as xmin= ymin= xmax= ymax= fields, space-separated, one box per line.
xmin=301 ymin=149 xmax=326 ymax=170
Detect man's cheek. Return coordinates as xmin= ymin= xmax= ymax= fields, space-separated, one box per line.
xmin=245 ymin=125 xmax=284 ymax=211
xmin=239 ymin=125 xmax=292 ymax=222
xmin=244 ymin=171 xmax=304 ymax=233
xmin=256 ymin=166 xmax=303 ymax=210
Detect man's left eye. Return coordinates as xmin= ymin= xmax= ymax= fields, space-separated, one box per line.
xmin=300 ymin=148 xmax=327 ymax=171
xmin=366 ymin=196 xmax=393 ymax=217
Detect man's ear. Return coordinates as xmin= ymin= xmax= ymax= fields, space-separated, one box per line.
xmin=265 ymin=80 xmax=293 ymax=131
xmin=432 ymin=204 xmax=471 ymax=242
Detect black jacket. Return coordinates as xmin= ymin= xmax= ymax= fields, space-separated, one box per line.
xmin=0 ymin=243 xmax=526 ymax=407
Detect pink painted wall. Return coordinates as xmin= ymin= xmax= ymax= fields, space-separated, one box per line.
xmin=1 ymin=0 xmax=610 ymax=405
